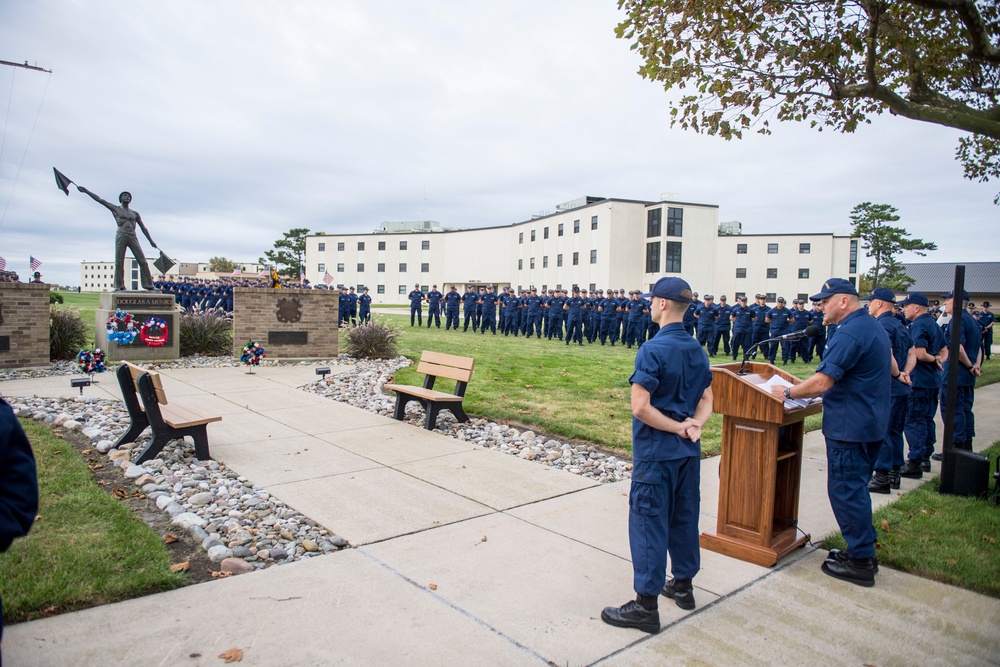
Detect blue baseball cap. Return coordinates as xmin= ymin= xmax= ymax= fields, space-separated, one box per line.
xmin=942 ymin=290 xmax=970 ymax=301
xmin=899 ymin=292 xmax=929 ymax=307
xmin=640 ymin=277 xmax=696 ymax=303
xmin=810 ymin=278 xmax=859 ymax=301
xmin=861 ymin=287 xmax=897 ymax=303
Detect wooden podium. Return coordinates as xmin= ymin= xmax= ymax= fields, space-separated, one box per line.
xmin=700 ymin=362 xmax=823 ymax=567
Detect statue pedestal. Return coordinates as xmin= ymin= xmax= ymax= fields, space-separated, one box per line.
xmin=96 ymin=291 xmax=180 ymax=363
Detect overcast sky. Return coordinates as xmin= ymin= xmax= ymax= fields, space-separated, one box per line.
xmin=0 ymin=0 xmax=994 ymax=287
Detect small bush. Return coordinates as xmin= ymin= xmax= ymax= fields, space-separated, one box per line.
xmin=50 ymin=309 xmax=88 ymax=360
xmin=179 ymin=307 xmax=232 ymax=357
xmin=341 ymin=317 xmax=401 ymax=359
xmin=49 ymin=291 xmax=64 ymax=304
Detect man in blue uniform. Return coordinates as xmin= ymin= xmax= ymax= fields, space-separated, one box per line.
xmin=479 ymin=285 xmax=498 ymax=334
xmin=899 ymin=293 xmax=947 ymax=478
xmin=863 ymin=288 xmax=915 ymax=493
xmin=347 ymin=286 xmax=359 ymax=324
xmin=751 ymin=294 xmax=770 ymax=357
xmin=358 ymin=287 xmax=372 ymax=324
xmin=599 ymin=290 xmax=620 ymax=345
xmin=788 ymin=300 xmax=812 ymax=363
xmin=978 ymin=301 xmax=994 ymax=361
xmin=408 ymin=284 xmax=425 ymax=326
xmin=808 ymin=301 xmax=827 ymax=361
xmin=444 ymin=285 xmax=461 ymax=330
xmin=1 ymin=397 xmax=39 ymax=643
xmin=338 ymin=285 xmax=350 ymax=326
xmin=601 ymin=277 xmax=712 ymax=633
xmin=426 ymin=285 xmax=443 ymax=328
xmin=525 ymin=288 xmax=543 ymax=338
xmin=683 ymin=293 xmax=698 ymax=336
xmin=730 ymin=295 xmax=755 ymax=360
xmin=938 ymin=290 xmax=982 ymax=455
xmin=713 ymin=296 xmax=732 ymax=356
xmin=547 ymin=289 xmax=565 ymax=340
xmin=765 ymin=297 xmax=794 ymax=364
xmin=624 ymin=291 xmax=647 ymax=348
xmin=771 ymin=279 xmax=890 ymax=587
xmin=462 ymin=286 xmax=478 ymax=332
xmin=695 ymin=295 xmax=717 ymax=353
xmin=564 ymin=287 xmax=586 ymax=346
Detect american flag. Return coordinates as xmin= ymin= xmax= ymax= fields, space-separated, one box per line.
xmin=323 ymin=270 xmax=334 ymax=286
xmin=0 ymin=256 xmax=6 ymax=271
xmin=232 ymin=266 xmax=242 ymax=275
xmin=30 ymin=256 xmax=41 ymax=271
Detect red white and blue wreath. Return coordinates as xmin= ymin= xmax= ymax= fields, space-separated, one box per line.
xmin=241 ymin=340 xmax=265 ymax=366
xmin=139 ymin=316 xmax=168 ymax=347
xmin=106 ymin=309 xmax=137 ymax=345
xmin=76 ymin=348 xmax=106 ymax=375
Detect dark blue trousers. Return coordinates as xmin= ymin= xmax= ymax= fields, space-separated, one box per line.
xmin=826 ymin=439 xmax=880 ymax=559
xmin=629 ymin=457 xmax=701 ymax=597
xmin=942 ymin=385 xmax=975 ymax=443
xmin=904 ymin=387 xmax=939 ymax=460
xmin=875 ymin=393 xmax=908 ymax=471
xmin=731 ymin=331 xmax=753 ymax=360
xmin=445 ymin=310 xmax=459 ymax=330
xmin=410 ymin=304 xmax=422 ymax=326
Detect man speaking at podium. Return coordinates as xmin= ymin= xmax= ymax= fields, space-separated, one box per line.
xmin=602 ymin=277 xmax=713 ymax=633
xmin=770 ymin=278 xmax=890 ymax=587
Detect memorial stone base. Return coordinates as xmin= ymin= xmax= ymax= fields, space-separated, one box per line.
xmin=97 ymin=291 xmax=180 ymax=363
xmin=0 ymin=282 xmax=50 ymax=370
xmin=233 ymin=288 xmax=338 ymax=360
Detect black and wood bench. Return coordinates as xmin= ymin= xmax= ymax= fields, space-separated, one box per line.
xmin=114 ymin=361 xmax=222 ymax=463
xmin=385 ymin=351 xmax=475 ymax=430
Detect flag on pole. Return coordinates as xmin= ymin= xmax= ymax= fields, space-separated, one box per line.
xmin=323 ymin=270 xmax=334 ymax=286
xmin=53 ymin=167 xmax=73 ymax=195
xmin=300 ymin=269 xmax=306 ymax=284
xmin=30 ymin=256 xmax=42 ymax=271
xmin=0 ymin=256 xmax=6 ymax=271
xmin=232 ymin=266 xmax=242 ymax=275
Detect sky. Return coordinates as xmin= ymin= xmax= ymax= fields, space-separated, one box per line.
xmin=0 ymin=0 xmax=995 ymax=287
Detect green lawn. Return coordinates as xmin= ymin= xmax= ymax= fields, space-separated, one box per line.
xmin=821 ymin=441 xmax=1000 ymax=598
xmin=0 ymin=420 xmax=186 ymax=622
xmin=52 ymin=290 xmax=101 ymax=348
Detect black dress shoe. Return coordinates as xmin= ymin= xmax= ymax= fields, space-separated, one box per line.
xmin=930 ymin=452 xmax=943 ymax=461
xmin=827 ymin=548 xmax=878 ymax=573
xmin=600 ymin=600 xmax=660 ymax=633
xmin=888 ymin=469 xmax=901 ymax=490
xmin=868 ymin=471 xmax=891 ymax=494
xmin=661 ymin=578 xmax=696 ymax=610
xmin=921 ymin=458 xmax=932 ymax=472
xmin=899 ymin=460 xmax=923 ymax=479
xmin=821 ymin=555 xmax=875 ymax=587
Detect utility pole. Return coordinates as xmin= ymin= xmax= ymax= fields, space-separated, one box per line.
xmin=0 ymin=59 xmax=52 ymax=74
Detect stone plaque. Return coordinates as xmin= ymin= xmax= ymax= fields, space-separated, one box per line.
xmin=0 ymin=336 xmax=9 ymax=352
xmin=268 ymin=331 xmax=308 ymax=345
xmin=114 ymin=294 xmax=175 ymax=310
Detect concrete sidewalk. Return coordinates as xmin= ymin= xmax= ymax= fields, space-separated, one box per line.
xmin=3 ymin=367 xmax=1000 ymax=666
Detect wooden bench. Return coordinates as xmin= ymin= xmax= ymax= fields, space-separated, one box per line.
xmin=114 ymin=362 xmax=222 ymax=464
xmin=385 ymin=351 xmax=475 ymax=430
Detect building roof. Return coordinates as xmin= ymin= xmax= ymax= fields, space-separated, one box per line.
xmin=902 ymin=262 xmax=1000 ymax=293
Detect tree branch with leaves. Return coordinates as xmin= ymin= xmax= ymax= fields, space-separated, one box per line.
xmin=849 ymin=202 xmax=936 ymax=291
xmin=259 ymin=228 xmax=313 ymax=278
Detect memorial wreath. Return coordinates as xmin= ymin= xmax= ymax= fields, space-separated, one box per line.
xmin=240 ymin=340 xmax=265 ymax=366
xmin=139 ymin=316 xmax=169 ymax=347
xmin=76 ymin=348 xmax=106 ymax=375
xmin=106 ymin=309 xmax=137 ymax=345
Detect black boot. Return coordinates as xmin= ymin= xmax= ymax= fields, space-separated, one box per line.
xmin=868 ymin=471 xmax=891 ymax=494
xmin=660 ymin=578 xmax=696 ymax=610
xmin=899 ymin=459 xmax=923 ymax=479
xmin=600 ymin=598 xmax=660 ymax=633
xmin=827 ymin=548 xmax=878 ymax=574
xmin=888 ymin=468 xmax=901 ymax=490
xmin=921 ymin=457 xmax=932 ymax=472
xmin=821 ymin=555 xmax=875 ymax=587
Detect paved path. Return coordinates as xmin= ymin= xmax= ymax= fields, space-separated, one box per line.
xmin=3 ymin=367 xmax=999 ymax=666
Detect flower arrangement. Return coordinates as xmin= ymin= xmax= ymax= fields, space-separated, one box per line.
xmin=139 ymin=316 xmax=169 ymax=347
xmin=76 ymin=348 xmax=106 ymax=375
xmin=106 ymin=309 xmax=137 ymax=345
xmin=240 ymin=340 xmax=265 ymax=366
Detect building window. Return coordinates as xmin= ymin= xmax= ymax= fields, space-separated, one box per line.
xmin=557 ymin=254 xmax=563 ymax=267
xmin=399 ymin=263 xmax=407 ymax=272
xmin=737 ymin=244 xmax=747 ymax=254
xmin=543 ymin=256 xmax=548 ymax=268
xmin=337 ymin=263 xmax=345 ymax=272
xmin=318 ymin=263 xmax=325 ymax=272
xmin=736 ymin=268 xmax=747 ymax=278
xmin=767 ymin=268 xmax=778 ymax=279
xmin=799 ymin=243 xmax=810 ymax=254
xmin=400 ymin=241 xmax=407 ymax=250
xmin=647 ymin=209 xmax=661 ymax=237
xmin=767 ymin=243 xmax=779 ymax=254
xmin=574 ymin=220 xmax=580 ymax=233
xmin=646 ymin=242 xmax=660 ymax=273
xmin=518 ymin=259 xmax=523 ymax=270
xmin=667 ymin=208 xmax=683 ymax=236
xmin=355 ymin=242 xmax=363 ymax=251
xmin=357 ymin=263 xmax=365 ymax=272
xmin=378 ymin=241 xmax=386 ymax=251
xmin=799 ymin=268 xmax=810 ymax=279
xmin=544 ymin=227 xmax=549 ymax=239
xmin=531 ymin=230 xmax=536 ymax=242
xmin=377 ymin=263 xmax=385 ymax=272
xmin=850 ymin=240 xmax=858 ymax=273
xmin=591 ymin=215 xmax=598 ymax=230
xmin=337 ymin=242 xmax=345 ymax=251
xmin=421 ymin=263 xmax=429 ymax=273
xmin=798 ymin=293 xmax=809 ymax=302
xmin=377 ymin=285 xmax=385 ymax=294
xmin=399 ymin=285 xmax=407 ymax=295
xmin=558 ymin=223 xmax=564 ymax=236
xmin=572 ymin=252 xmax=579 ymax=266
xmin=765 ymin=292 xmax=776 ymax=302
xmin=530 ymin=258 xmax=535 ymax=269
xmin=590 ymin=249 xmax=597 ymax=264
xmin=735 ymin=292 xmax=746 ymax=300
xmin=519 ymin=232 xmax=524 ymax=244
xmin=318 ymin=242 xmax=326 ymax=251
xmin=422 ymin=240 xmax=430 ymax=250
xmin=665 ymin=241 xmax=682 ymax=273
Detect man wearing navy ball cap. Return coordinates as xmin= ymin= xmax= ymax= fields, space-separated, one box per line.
xmin=602 ymin=277 xmax=713 ymax=633
xmin=770 ymin=278 xmax=890 ymax=587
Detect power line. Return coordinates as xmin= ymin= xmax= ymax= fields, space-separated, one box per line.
xmin=0 ymin=58 xmax=52 ymax=231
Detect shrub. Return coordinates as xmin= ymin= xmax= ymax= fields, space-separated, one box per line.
xmin=341 ymin=317 xmax=401 ymax=359
xmin=50 ymin=309 xmax=88 ymax=360
xmin=49 ymin=291 xmax=64 ymax=304
xmin=179 ymin=307 xmax=232 ymax=356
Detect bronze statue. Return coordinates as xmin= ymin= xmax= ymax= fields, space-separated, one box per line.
xmin=77 ymin=187 xmax=157 ymax=291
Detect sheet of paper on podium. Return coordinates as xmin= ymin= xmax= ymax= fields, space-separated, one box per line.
xmin=759 ymin=375 xmax=817 ymax=410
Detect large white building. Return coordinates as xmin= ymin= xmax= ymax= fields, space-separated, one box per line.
xmin=80 ymin=260 xmax=266 ymax=291
xmin=305 ymin=196 xmax=858 ymax=305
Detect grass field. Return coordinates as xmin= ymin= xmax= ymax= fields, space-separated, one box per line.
xmin=0 ymin=419 xmax=186 ymax=623
xmin=52 ymin=290 xmax=101 ymax=347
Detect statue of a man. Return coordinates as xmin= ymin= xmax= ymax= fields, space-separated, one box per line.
xmin=77 ymin=187 xmax=157 ymax=291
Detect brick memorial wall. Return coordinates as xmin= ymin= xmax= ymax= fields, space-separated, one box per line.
xmin=0 ymin=282 xmax=50 ymax=370
xmin=233 ymin=288 xmax=338 ymax=360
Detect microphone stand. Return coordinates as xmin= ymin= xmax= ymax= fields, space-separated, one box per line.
xmin=737 ymin=332 xmax=805 ymax=375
